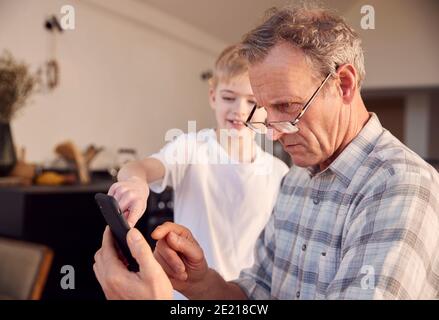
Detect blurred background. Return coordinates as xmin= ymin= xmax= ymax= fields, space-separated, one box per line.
xmin=0 ymin=0 xmax=438 ymax=300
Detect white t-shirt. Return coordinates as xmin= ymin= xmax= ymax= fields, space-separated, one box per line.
xmin=149 ymin=128 xmax=289 ymax=282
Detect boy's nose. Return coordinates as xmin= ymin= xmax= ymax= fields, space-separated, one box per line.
xmin=236 ymin=98 xmax=250 ymax=117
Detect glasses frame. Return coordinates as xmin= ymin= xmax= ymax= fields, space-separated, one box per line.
xmin=244 ymin=72 xmax=333 ymax=134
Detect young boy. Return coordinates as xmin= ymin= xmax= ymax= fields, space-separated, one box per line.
xmin=107 ymin=45 xmax=289 ymax=296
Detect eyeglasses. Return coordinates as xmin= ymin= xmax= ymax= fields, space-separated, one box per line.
xmin=244 ymin=72 xmax=332 ymax=135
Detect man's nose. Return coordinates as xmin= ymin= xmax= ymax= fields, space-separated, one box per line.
xmin=264 ymin=109 xmax=282 ymax=141
xmin=267 ymin=128 xmax=284 ymax=141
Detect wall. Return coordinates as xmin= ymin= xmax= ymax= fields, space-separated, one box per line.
xmin=428 ymin=90 xmax=439 ymax=160
xmin=343 ymin=0 xmax=439 ymax=89
xmin=343 ymin=0 xmax=439 ymax=158
xmin=0 ymin=0 xmax=225 ymax=166
xmin=404 ymin=92 xmax=430 ymax=158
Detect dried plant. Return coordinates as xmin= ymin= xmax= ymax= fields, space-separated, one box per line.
xmin=0 ymin=50 xmax=41 ymax=123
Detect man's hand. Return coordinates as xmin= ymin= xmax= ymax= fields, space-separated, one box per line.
xmin=151 ymin=222 xmax=209 ymax=296
xmin=108 ymin=176 xmax=149 ymax=227
xmin=93 ymin=227 xmax=173 ymax=300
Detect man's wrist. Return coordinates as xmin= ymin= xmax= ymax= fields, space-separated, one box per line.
xmin=181 ymin=268 xmax=216 ymax=300
xmin=182 ymin=268 xmax=237 ymax=300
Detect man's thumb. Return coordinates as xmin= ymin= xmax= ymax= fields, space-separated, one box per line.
xmin=167 ymin=231 xmax=204 ymax=263
xmin=127 ymin=228 xmax=154 ymax=270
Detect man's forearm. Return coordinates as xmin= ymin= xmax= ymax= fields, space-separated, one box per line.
xmin=183 ymin=269 xmax=248 ymax=300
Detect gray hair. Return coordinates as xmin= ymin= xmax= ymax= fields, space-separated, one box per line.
xmin=240 ymin=4 xmax=366 ymax=87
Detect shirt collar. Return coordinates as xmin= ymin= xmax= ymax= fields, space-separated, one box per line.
xmin=309 ymin=113 xmax=385 ymax=187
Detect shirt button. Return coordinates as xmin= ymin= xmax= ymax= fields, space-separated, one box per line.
xmin=296 ymin=291 xmax=300 ymax=298
xmin=302 ymin=244 xmax=307 ymax=251
xmin=313 ymin=198 xmax=320 ymax=205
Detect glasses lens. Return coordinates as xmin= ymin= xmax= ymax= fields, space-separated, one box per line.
xmin=247 ymin=122 xmax=268 ymax=134
xmin=270 ymin=122 xmax=299 ymax=134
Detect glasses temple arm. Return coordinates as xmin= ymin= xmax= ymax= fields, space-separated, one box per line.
xmin=293 ymin=73 xmax=332 ymax=124
xmin=245 ymin=105 xmax=258 ymax=124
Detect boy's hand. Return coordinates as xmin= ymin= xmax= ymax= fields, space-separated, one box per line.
xmin=151 ymin=222 xmax=209 ymax=297
xmin=93 ymin=227 xmax=173 ymax=300
xmin=108 ymin=176 xmax=149 ymax=227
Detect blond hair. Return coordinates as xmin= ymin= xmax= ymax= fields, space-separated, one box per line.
xmin=239 ymin=4 xmax=366 ymax=87
xmin=209 ymin=44 xmax=249 ymax=89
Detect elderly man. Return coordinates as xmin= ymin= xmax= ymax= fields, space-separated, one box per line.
xmin=93 ymin=5 xmax=439 ymax=299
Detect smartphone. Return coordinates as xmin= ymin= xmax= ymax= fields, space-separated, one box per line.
xmin=94 ymin=193 xmax=140 ymax=272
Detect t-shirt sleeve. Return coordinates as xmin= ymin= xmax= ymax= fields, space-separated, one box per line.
xmin=148 ymin=133 xmax=194 ymax=193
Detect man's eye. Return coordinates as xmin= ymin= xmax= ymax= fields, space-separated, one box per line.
xmin=222 ymin=97 xmax=235 ymax=102
xmin=276 ymin=104 xmax=290 ymax=112
xmin=277 ymin=103 xmax=301 ymax=113
xmin=248 ymin=100 xmax=256 ymax=106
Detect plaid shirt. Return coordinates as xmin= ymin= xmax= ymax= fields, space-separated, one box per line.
xmin=234 ymin=113 xmax=439 ymax=299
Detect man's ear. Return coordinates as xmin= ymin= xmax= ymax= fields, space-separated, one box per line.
xmin=336 ymin=64 xmax=357 ymax=105
xmin=208 ymin=87 xmax=216 ymax=110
